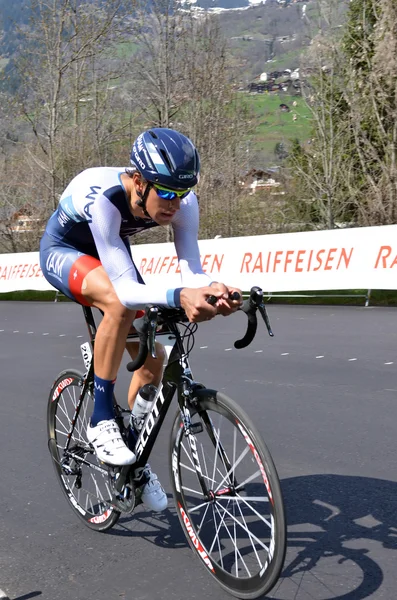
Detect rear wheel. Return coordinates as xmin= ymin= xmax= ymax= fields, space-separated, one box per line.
xmin=169 ymin=390 xmax=286 ymax=599
xmin=47 ymin=369 xmax=120 ymax=531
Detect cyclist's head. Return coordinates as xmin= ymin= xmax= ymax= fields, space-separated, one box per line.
xmin=130 ymin=128 xmax=200 ymax=191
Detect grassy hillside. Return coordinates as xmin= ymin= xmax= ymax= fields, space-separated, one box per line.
xmin=245 ymin=92 xmax=312 ymax=161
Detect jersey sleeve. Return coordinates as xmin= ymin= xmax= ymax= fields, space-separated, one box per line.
xmin=171 ymin=193 xmax=214 ymax=288
xmin=88 ymin=194 xmax=182 ymax=309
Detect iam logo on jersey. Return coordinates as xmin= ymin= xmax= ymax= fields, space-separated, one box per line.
xmin=46 ymin=252 xmax=68 ymax=282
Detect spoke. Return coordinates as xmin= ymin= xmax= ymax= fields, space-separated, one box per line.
xmin=235 ymin=495 xmax=264 ymax=572
xmin=91 ymin=472 xmax=106 ymax=503
xmin=197 ymin=502 xmax=211 ymax=534
xmin=216 ymin=503 xmax=270 ymax=553
xmin=210 ymin=503 xmax=224 ymax=568
xmin=180 ymin=460 xmax=217 ymax=485
xmin=235 ymin=468 xmax=262 ymax=491
xmin=181 ymin=441 xmax=195 ymax=469
xmin=216 ymin=496 xmax=269 ymax=502
xmin=201 ymin=440 xmax=212 ymax=487
xmin=232 ymin=425 xmax=237 ymax=483
xmin=189 ymin=500 xmax=210 ymax=515
xmin=55 ymin=416 xmax=70 ymax=434
xmin=235 ymin=492 xmax=272 ymax=528
xmin=214 ymin=445 xmax=250 ymax=493
xmin=181 ymin=484 xmax=204 ymax=497
xmin=208 ymin=498 xmax=231 ymax=555
xmin=105 ymin=481 xmax=113 ymax=501
xmin=57 ymin=398 xmax=70 ymax=422
xmin=210 ymin=421 xmax=221 ymax=490
xmin=180 ymin=461 xmax=196 ymax=475
xmin=55 ymin=426 xmax=69 ymax=438
xmin=214 ymin=503 xmax=251 ymax=577
xmin=233 ymin=501 xmax=238 ymax=577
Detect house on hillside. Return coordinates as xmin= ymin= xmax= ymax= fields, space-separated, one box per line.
xmin=8 ymin=204 xmax=45 ymax=234
xmin=240 ymin=168 xmax=282 ymax=195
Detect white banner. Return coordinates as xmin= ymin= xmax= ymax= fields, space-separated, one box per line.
xmin=1 ymin=225 xmax=397 ymax=294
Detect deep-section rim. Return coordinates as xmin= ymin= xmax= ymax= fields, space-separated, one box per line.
xmin=169 ymin=389 xmax=286 ymax=599
xmin=47 ymin=368 xmax=120 ymax=531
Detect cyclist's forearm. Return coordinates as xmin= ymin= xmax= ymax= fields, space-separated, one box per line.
xmin=111 ymin=275 xmax=182 ymax=309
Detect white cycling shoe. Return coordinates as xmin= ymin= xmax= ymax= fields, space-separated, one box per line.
xmin=135 ymin=464 xmax=168 ymax=512
xmin=87 ymin=419 xmax=136 ymax=466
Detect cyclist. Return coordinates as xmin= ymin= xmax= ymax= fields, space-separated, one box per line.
xmin=40 ymin=128 xmax=242 ymax=512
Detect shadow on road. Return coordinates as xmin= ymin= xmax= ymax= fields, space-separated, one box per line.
xmin=271 ymin=473 xmax=397 ymax=600
xmin=105 ymin=493 xmax=187 ymax=549
xmin=103 ymin=474 xmax=397 ymax=600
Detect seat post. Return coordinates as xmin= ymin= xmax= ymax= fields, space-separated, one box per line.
xmin=82 ymin=305 xmax=98 ymax=345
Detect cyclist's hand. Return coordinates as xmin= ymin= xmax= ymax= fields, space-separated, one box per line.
xmin=180 ymin=287 xmax=223 ymax=322
xmin=210 ymin=283 xmax=243 ymax=316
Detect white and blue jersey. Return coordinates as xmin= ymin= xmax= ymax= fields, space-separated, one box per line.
xmin=40 ymin=167 xmax=212 ymax=308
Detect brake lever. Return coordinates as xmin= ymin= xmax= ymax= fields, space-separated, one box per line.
xmin=258 ymin=303 xmax=274 ymax=337
xmin=249 ymin=286 xmax=274 ymax=337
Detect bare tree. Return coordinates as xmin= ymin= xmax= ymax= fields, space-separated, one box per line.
xmin=8 ymin=0 xmax=133 ymax=213
xmin=342 ymin=0 xmax=397 ymax=225
xmin=287 ymin=0 xmax=356 ymax=230
xmin=126 ymin=4 xmax=250 ymax=239
xmin=0 ymin=154 xmax=46 ymax=252
xmin=126 ymin=0 xmax=189 ymax=128
xmin=178 ymin=15 xmax=250 ymax=238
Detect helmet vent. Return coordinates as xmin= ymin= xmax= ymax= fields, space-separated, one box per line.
xmin=160 ymin=149 xmax=173 ymax=172
xmin=149 ymin=130 xmax=158 ymax=139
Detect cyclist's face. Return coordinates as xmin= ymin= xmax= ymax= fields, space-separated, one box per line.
xmin=133 ymin=173 xmax=185 ymax=225
xmin=146 ymin=185 xmax=181 ymax=225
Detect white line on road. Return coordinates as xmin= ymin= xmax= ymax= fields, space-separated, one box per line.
xmin=385 ymin=362 xmax=394 ymax=365
xmin=225 ymin=348 xmax=232 ymax=351
xmin=200 ymin=346 xmax=208 ymax=349
xmin=316 ymin=355 xmax=324 ymax=359
xmin=281 ymin=353 xmax=289 ymax=356
xmin=348 ymin=358 xmax=358 ymax=361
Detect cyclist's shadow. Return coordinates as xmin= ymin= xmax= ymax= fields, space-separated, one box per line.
xmin=274 ymin=473 xmax=397 ymax=600
xmin=104 ymin=494 xmax=188 ymax=549
xmin=105 ymin=475 xmax=397 ymax=599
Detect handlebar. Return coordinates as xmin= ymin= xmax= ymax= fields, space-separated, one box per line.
xmin=126 ymin=286 xmax=273 ymax=372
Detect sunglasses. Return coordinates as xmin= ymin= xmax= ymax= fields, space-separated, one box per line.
xmin=152 ymin=183 xmax=191 ymax=201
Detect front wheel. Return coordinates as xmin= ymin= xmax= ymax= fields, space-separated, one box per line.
xmin=169 ymin=390 xmax=286 ymax=600
xmin=47 ymin=369 xmax=120 ymax=531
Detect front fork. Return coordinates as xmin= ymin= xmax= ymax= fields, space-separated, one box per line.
xmin=178 ymin=372 xmax=238 ymax=500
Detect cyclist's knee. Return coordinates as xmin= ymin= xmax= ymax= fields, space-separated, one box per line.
xmin=100 ymin=292 xmax=136 ymax=329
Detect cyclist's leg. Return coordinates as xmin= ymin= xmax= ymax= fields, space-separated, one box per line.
xmin=40 ymin=235 xmax=136 ymax=385
xmin=41 ymin=237 xmax=136 ymax=464
xmin=125 ymin=340 xmax=165 ymax=409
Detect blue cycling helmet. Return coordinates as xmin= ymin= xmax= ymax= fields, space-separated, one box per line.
xmin=130 ymin=128 xmax=200 ymax=190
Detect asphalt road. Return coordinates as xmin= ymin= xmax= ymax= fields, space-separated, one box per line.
xmin=1 ymin=301 xmax=397 ymax=600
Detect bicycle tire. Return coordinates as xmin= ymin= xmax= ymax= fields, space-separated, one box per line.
xmin=47 ymin=369 xmax=120 ymax=531
xmin=169 ymin=389 xmax=286 ymax=599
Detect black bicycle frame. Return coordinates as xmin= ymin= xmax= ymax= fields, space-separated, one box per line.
xmin=68 ymin=306 xmax=233 ymax=499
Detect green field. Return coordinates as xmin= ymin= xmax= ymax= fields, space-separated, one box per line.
xmin=245 ymin=92 xmax=313 ymax=158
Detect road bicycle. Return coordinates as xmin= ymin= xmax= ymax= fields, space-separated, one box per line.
xmin=47 ymin=286 xmax=286 ymax=599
